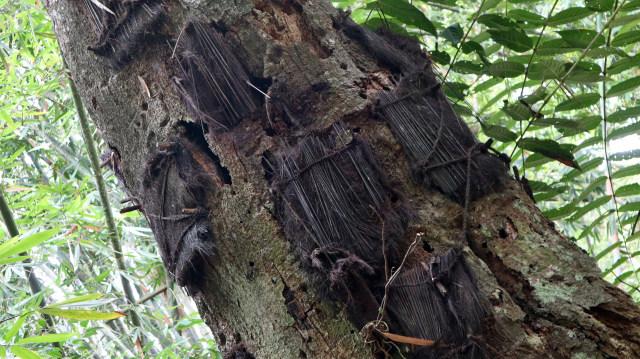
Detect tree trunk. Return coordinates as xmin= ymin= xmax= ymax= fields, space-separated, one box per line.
xmin=47 ymin=0 xmax=640 ymax=358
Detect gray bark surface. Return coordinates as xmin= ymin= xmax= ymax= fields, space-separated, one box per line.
xmin=47 ymin=0 xmax=640 ymax=358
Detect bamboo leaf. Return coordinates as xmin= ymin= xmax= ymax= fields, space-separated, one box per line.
xmin=9 ymin=346 xmax=41 ymax=359
xmin=0 ymin=255 xmax=30 ymax=265
xmin=39 ymin=308 xmax=126 ymax=321
xmin=4 ymin=314 xmax=28 ymax=342
xmin=17 ymin=333 xmax=76 ymax=345
xmin=0 ymin=228 xmax=58 ymax=260
xmin=48 ymin=293 xmax=105 ymax=307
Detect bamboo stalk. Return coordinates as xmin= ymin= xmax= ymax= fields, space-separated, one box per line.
xmin=67 ymin=76 xmax=144 ymax=335
xmin=0 ymin=186 xmax=61 ymax=351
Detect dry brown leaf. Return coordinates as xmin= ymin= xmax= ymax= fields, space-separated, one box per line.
xmin=380 ymin=331 xmax=435 ymax=347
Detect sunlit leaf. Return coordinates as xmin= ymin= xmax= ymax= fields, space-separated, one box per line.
xmin=17 ymin=333 xmax=76 ymax=345
xmin=48 ymin=293 xmax=105 ymax=307
xmin=39 ymin=308 xmax=126 ymax=321
xmin=10 ymin=346 xmax=41 ymax=359
xmin=0 ymin=228 xmax=58 ymax=260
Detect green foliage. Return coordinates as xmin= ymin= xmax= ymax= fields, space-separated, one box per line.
xmin=336 ymin=0 xmax=640 ymax=300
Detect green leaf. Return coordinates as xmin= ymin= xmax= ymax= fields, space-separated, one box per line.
xmin=478 ymin=14 xmax=517 ymax=30
xmin=481 ymin=123 xmax=518 ymax=142
xmin=508 ymin=9 xmax=545 ymax=25
xmin=0 ymin=255 xmax=30 ymax=265
xmin=586 ymin=0 xmax=615 ymax=12
xmin=557 ymin=29 xmax=605 ymax=48
xmin=48 ymin=293 xmax=105 ymax=307
xmin=443 ymin=82 xmax=468 ymax=100
xmin=603 ymin=257 xmax=628 ymax=276
xmin=557 ymin=115 xmax=602 ymax=136
xmin=608 ymin=55 xmax=640 ymax=75
xmin=502 ymin=102 xmax=532 ymax=121
xmin=616 ymin=183 xmax=640 ymax=197
xmin=613 ymin=270 xmax=637 ymax=285
xmin=608 ymin=106 xmax=640 ymax=122
xmin=595 ymin=242 xmax=621 ymax=261
xmin=487 ymin=60 xmax=524 ymax=78
xmin=452 ymin=60 xmax=484 ymax=74
xmin=544 ymin=202 xmax=576 ymax=220
xmin=519 ymin=138 xmax=579 ymax=168
xmin=430 ymin=50 xmax=450 ymax=65
xmin=4 ymin=314 xmax=28 ymax=342
xmin=562 ymin=158 xmax=603 ymax=182
xmin=609 ymin=121 xmax=640 ymax=141
xmin=611 ymin=30 xmax=640 ymax=47
xmin=527 ymin=60 xmax=566 ymax=80
xmin=17 ymin=333 xmax=75 ymax=345
xmin=619 ymin=201 xmax=640 ymax=212
xmin=520 ymin=87 xmax=548 ymax=106
xmin=548 ymin=7 xmax=594 ymax=26
xmin=0 ymin=228 xmax=58 ymax=261
xmin=442 ymin=24 xmax=463 ymax=44
xmin=10 ymin=346 xmax=41 ymax=359
xmin=613 ymin=164 xmax=640 ymax=179
xmin=607 ymin=77 xmax=640 ymax=97
xmin=610 ymin=149 xmax=640 ymax=161
xmin=369 ymin=0 xmax=437 ymax=36
xmin=39 ymin=308 xmax=126 ymax=321
xmin=571 ymin=195 xmax=612 ymax=220
xmin=565 ymin=62 xmax=603 ymax=83
xmin=535 ymin=185 xmax=569 ymax=202
xmin=461 ymin=41 xmax=486 ymax=58
xmin=573 ymin=176 xmax=607 ymax=203
xmin=555 ymin=93 xmax=600 ymax=112
xmin=488 ymin=28 xmax=533 ymax=52
xmin=622 ymin=0 xmax=640 ymax=11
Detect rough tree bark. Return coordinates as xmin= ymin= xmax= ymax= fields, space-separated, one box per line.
xmin=47 ymin=0 xmax=640 ymax=358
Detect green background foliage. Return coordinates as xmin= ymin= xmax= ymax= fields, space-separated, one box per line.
xmin=0 ymin=0 xmax=639 ymax=357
